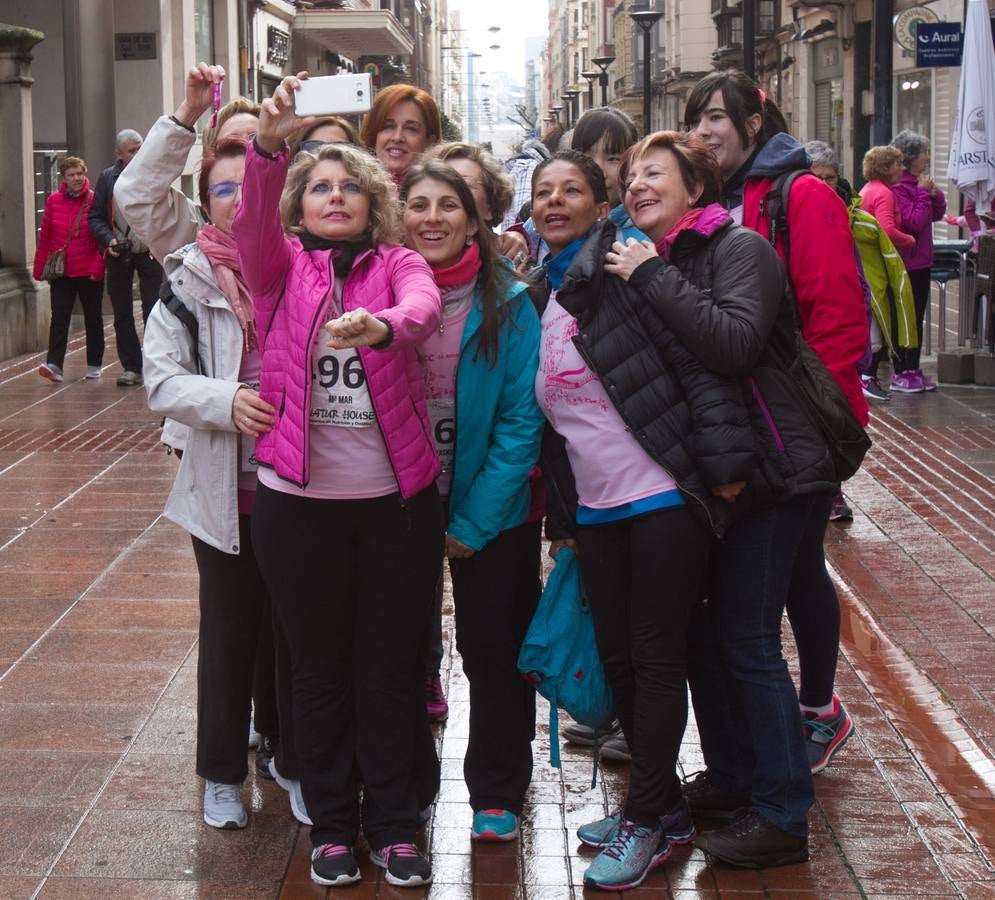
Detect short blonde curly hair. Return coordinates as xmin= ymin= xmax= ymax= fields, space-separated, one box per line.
xmin=421 ymin=142 xmax=514 ymax=228
xmin=862 ymin=145 xmax=904 ymax=182
xmin=280 ymin=143 xmax=402 ymax=245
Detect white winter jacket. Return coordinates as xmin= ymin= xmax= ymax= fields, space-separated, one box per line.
xmin=116 ymin=115 xmax=207 ymax=454
xmin=144 ymin=243 xmax=247 ymax=554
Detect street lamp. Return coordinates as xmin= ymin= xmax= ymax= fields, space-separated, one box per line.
xmin=630 ymin=9 xmax=664 ymax=134
xmin=561 ymin=89 xmax=580 ymax=129
xmin=581 ymin=70 xmax=600 ymax=109
xmin=591 ymin=55 xmax=615 ymax=107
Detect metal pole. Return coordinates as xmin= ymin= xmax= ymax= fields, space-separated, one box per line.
xmin=600 ymin=74 xmax=609 ymax=106
xmin=467 ymin=51 xmax=477 ymax=144
xmin=587 ymin=81 xmax=594 ymax=108
xmin=642 ymin=28 xmax=652 ymax=134
xmin=872 ymin=0 xmax=894 ymax=144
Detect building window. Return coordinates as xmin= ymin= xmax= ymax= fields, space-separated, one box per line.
xmin=717 ymin=13 xmax=743 ymax=47
xmin=894 ymin=69 xmax=932 ymax=141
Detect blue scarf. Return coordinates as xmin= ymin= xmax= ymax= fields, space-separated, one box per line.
xmin=544 ymin=236 xmax=587 ymax=290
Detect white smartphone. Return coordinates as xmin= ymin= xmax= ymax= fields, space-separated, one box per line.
xmin=294 ymin=74 xmax=372 ymax=117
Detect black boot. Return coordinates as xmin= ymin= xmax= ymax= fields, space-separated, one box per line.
xmin=696 ymin=809 xmax=809 ymax=868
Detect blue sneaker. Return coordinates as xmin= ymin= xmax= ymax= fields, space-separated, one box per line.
xmin=583 ymin=819 xmax=669 ymax=891
xmin=471 ymin=809 xmax=519 ymax=841
xmin=578 ymin=800 xmax=694 ymax=849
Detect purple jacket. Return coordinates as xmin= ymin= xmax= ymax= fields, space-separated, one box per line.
xmin=892 ymin=171 xmax=947 ymax=271
xmin=233 ymin=142 xmax=442 ymax=496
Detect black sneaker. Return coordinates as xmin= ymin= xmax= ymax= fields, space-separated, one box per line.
xmin=371 ymin=842 xmax=432 ymax=887
xmin=310 ymin=844 xmax=361 ymax=887
xmin=682 ymin=771 xmax=750 ymax=822
xmin=254 ymin=736 xmax=277 ymax=780
xmin=696 ymin=808 xmax=808 ymax=868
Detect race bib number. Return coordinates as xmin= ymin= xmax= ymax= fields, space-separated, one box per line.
xmin=311 ymin=347 xmax=376 ymax=428
xmin=427 ymin=398 xmax=455 ymax=472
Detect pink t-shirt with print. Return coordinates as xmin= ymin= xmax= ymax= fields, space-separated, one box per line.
xmin=535 ymin=294 xmax=678 ymax=509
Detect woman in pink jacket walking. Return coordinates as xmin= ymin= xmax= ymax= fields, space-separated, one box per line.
xmin=232 ymin=75 xmax=443 ymax=890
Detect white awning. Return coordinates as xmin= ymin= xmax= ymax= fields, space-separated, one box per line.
xmin=292 ymin=10 xmax=414 ymax=59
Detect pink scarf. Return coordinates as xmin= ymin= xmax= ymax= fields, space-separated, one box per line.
xmin=654 ymin=207 xmax=707 ymax=262
xmin=431 ymin=241 xmax=482 ymax=288
xmin=196 ymin=224 xmax=257 ymax=353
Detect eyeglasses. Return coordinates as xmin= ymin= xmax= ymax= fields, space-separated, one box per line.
xmin=300 ymin=139 xmax=328 ymax=153
xmin=308 ymin=180 xmax=364 ymax=196
xmin=207 ymin=181 xmax=242 ymax=199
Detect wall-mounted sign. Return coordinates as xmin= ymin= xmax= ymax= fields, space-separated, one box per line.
xmin=114 ymin=32 xmax=157 ymax=61
xmin=893 ymin=5 xmax=940 ymax=52
xmin=915 ymin=22 xmax=962 ymax=66
xmin=813 ymin=37 xmax=844 ymax=80
xmin=267 ymin=26 xmax=289 ymax=66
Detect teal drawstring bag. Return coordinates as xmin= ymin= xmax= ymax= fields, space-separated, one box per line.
xmin=517 ymin=547 xmax=614 ymax=784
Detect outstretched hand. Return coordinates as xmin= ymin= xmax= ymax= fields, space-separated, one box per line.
xmin=256 ymin=74 xmax=318 ymax=155
xmin=324 ymin=309 xmax=390 ymax=349
xmin=175 ymin=62 xmax=226 ymax=129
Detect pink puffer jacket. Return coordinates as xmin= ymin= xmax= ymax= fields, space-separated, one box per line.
xmin=233 ymin=142 xmax=442 ymax=496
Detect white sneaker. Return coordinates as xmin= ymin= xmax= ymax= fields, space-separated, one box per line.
xmin=203 ymin=781 xmax=248 ymax=829
xmin=39 ymin=363 xmax=63 ymax=383
xmin=116 ymin=369 xmax=143 ymax=386
xmin=85 ymin=365 xmax=102 ymax=379
xmin=268 ymin=757 xmax=312 ymax=825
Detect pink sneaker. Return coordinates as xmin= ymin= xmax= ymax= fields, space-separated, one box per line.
xmin=889 ymin=370 xmax=924 ymax=393
xmin=913 ymin=369 xmax=938 ymax=391
xmin=424 ymin=673 xmax=448 ymax=722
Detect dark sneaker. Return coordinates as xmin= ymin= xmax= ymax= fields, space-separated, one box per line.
xmin=803 ymin=695 xmax=854 ymax=774
xmin=682 ymin=771 xmax=750 ymax=822
xmin=371 ymin=842 xmax=432 ymax=887
xmin=562 ymin=718 xmax=620 ymax=746
xmin=424 ymin=673 xmax=448 ymax=722
xmin=583 ymin=819 xmax=669 ymax=891
xmin=860 ymin=374 xmax=891 ymax=401
xmin=696 ymin=809 xmax=808 ymax=868
xmin=255 ymin=735 xmax=277 ymax=780
xmin=310 ymin=844 xmax=361 ymax=887
xmin=829 ymin=492 xmax=853 ymax=522
xmin=202 ymin=781 xmax=247 ymax=829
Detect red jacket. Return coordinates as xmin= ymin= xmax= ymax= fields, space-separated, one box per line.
xmin=33 ymin=179 xmax=105 ymax=282
xmin=742 ymin=174 xmax=869 ymax=426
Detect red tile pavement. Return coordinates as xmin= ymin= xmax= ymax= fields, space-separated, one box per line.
xmin=0 ymin=330 xmax=993 ymax=897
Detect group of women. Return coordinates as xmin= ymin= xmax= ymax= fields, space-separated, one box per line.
xmin=122 ymin=62 xmax=872 ymax=892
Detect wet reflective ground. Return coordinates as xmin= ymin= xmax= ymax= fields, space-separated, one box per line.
xmin=0 ymin=324 xmax=993 ymax=898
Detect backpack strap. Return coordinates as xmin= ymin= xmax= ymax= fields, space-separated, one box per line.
xmin=158 ymin=280 xmax=203 ymax=375
xmin=549 ymin=702 xmax=561 ymax=769
xmin=761 ymin=169 xmax=809 ymax=259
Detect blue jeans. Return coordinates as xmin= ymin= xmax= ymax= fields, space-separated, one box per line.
xmin=687 ymin=492 xmax=825 ymax=837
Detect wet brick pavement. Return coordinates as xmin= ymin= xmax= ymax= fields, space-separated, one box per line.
xmin=0 ymin=321 xmax=994 ymax=898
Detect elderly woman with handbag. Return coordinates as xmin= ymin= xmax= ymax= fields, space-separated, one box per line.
xmin=34 ymin=155 xmax=106 ymax=383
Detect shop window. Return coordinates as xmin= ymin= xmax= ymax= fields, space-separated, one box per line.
xmin=894 ymin=69 xmax=931 ymax=141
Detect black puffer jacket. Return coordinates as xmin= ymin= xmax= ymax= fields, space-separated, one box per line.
xmin=628 ymin=216 xmax=839 ymax=505
xmin=535 ymin=218 xmax=759 ymax=540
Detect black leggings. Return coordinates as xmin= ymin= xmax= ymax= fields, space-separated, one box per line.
xmin=191 ymin=515 xmax=271 ymax=784
xmin=894 ymin=267 xmax=930 ymax=373
xmin=251 ymin=483 xmax=444 ymax=849
xmin=576 ymin=506 xmax=711 ymax=825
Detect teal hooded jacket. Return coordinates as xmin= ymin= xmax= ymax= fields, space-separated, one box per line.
xmin=446 ymin=278 xmax=545 ymax=551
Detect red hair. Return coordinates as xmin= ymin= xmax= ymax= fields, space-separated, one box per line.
xmin=198 ymin=138 xmax=248 ymax=207
xmin=360 ymin=84 xmax=441 ymax=150
xmin=620 ymin=131 xmax=723 ymax=208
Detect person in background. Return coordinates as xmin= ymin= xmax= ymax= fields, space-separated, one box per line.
xmin=890 ymin=129 xmax=947 ymax=393
xmin=858 ymin=147 xmax=915 ymax=252
xmin=807 ymin=141 xmax=917 ymax=406
xmin=143 ymin=137 xmax=278 ymax=832
xmin=401 ymin=159 xmax=544 ymax=843
xmin=502 ymin=136 xmax=552 ymax=230
xmin=234 ymin=74 xmax=444 ymax=889
xmin=89 ymin=128 xmax=165 ymax=387
xmin=360 ymin=83 xmax=441 ymax=188
xmin=684 ymin=69 xmax=863 ymax=793
xmin=290 ymin=116 xmax=361 ymax=157
xmin=944 ymin=198 xmax=986 ymax=253
xmin=34 ymin=156 xmax=105 ymax=384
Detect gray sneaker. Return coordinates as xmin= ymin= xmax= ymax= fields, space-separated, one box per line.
xmin=600 ymin=729 xmax=631 ymax=762
xmin=116 ymin=370 xmax=143 ymax=386
xmin=268 ymin=757 xmax=312 ymax=825
xmin=203 ymin=780 xmax=247 ymax=829
xmin=562 ymin=718 xmax=623 ymax=747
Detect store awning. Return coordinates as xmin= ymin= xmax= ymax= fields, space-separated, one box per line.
xmin=292 ymin=9 xmax=414 ymax=59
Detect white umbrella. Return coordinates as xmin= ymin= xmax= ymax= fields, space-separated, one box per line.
xmin=948 ymin=0 xmax=995 ymax=215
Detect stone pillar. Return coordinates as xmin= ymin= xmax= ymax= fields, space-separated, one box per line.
xmin=0 ymin=23 xmax=49 ymax=359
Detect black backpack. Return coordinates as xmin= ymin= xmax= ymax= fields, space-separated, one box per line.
xmin=761 ymin=171 xmax=872 ymax=482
